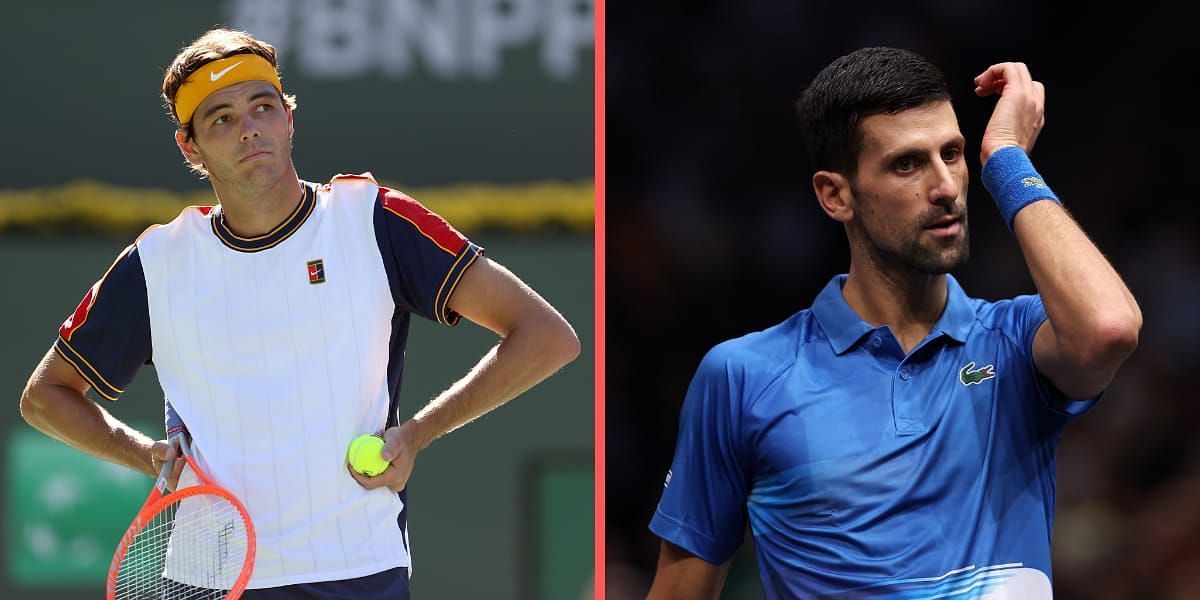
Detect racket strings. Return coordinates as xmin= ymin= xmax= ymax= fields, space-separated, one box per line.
xmin=112 ymin=492 xmax=251 ymax=600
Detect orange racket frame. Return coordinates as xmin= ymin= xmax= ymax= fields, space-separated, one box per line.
xmin=105 ymin=433 xmax=257 ymax=599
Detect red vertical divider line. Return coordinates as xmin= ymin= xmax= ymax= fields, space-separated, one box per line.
xmin=593 ymin=0 xmax=606 ymax=596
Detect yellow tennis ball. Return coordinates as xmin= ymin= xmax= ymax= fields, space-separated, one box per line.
xmin=347 ymin=434 xmax=390 ymax=477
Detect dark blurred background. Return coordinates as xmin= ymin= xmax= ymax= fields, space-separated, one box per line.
xmin=606 ymin=2 xmax=1200 ymax=599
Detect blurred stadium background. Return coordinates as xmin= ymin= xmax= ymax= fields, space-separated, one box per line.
xmin=607 ymin=2 xmax=1200 ymax=599
xmin=0 ymin=1 xmax=593 ymax=599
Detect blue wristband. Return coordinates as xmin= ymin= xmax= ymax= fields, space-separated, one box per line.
xmin=980 ymin=145 xmax=1060 ymax=231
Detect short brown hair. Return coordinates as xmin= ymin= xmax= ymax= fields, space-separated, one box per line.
xmin=796 ymin=47 xmax=949 ymax=178
xmin=162 ymin=28 xmax=297 ymax=141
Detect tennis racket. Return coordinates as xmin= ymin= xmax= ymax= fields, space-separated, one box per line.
xmin=106 ymin=433 xmax=256 ymax=600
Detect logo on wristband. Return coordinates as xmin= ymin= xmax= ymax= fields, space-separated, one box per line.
xmin=1021 ymin=177 xmax=1047 ymax=189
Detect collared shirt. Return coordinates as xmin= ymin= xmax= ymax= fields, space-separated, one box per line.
xmin=651 ymin=274 xmax=1098 ymax=599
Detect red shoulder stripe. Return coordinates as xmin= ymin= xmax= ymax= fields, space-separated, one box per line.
xmin=379 ymin=188 xmax=467 ymax=256
xmin=59 ymin=284 xmax=98 ymax=341
xmin=59 ymin=244 xmax=136 ymax=340
xmin=61 ymin=204 xmax=210 ymax=341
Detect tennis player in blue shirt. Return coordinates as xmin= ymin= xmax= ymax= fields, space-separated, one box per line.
xmin=648 ymin=47 xmax=1142 ymax=599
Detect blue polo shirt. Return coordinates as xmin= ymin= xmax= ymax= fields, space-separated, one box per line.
xmin=650 ymin=274 xmax=1099 ymax=599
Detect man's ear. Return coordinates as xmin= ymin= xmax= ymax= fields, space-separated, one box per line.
xmin=176 ymin=129 xmax=203 ymax=168
xmin=813 ymin=170 xmax=855 ymax=223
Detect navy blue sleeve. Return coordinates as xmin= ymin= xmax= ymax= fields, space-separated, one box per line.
xmin=649 ymin=344 xmax=750 ymax=564
xmin=165 ymin=401 xmax=187 ymax=437
xmin=373 ymin=187 xmax=484 ymax=325
xmin=55 ymin=244 xmax=151 ymax=401
xmin=1010 ymin=294 xmax=1101 ymax=418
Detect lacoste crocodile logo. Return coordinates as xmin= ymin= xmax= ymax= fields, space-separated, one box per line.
xmin=959 ymin=362 xmax=996 ymax=386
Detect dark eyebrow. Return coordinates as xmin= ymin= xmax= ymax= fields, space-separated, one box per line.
xmin=198 ymin=90 xmax=279 ymax=122
xmin=248 ymin=90 xmax=278 ymax=104
xmin=880 ymin=135 xmax=965 ymax=165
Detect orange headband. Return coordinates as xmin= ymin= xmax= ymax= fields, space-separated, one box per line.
xmin=173 ymin=54 xmax=283 ymax=126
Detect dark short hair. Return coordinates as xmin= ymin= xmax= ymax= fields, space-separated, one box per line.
xmin=162 ymin=28 xmax=297 ymax=138
xmin=161 ymin=28 xmax=298 ymax=177
xmin=795 ymin=47 xmax=950 ymax=177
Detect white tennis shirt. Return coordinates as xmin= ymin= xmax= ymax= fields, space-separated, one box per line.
xmin=56 ymin=173 xmax=483 ymax=588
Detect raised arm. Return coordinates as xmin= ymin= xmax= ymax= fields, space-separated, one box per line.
xmin=975 ymin=62 xmax=1142 ymax=400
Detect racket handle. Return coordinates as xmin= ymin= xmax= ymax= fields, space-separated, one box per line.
xmin=172 ymin=431 xmax=193 ymax=459
xmin=154 ymin=434 xmax=184 ymax=493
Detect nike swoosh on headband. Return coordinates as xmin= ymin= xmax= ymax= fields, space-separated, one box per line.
xmin=210 ymin=60 xmax=245 ymax=82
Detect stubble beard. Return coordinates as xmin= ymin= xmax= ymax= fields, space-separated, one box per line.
xmin=198 ymin=137 xmax=293 ymax=194
xmin=889 ymin=215 xmax=969 ymax=275
xmin=855 ymin=204 xmax=971 ymax=276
